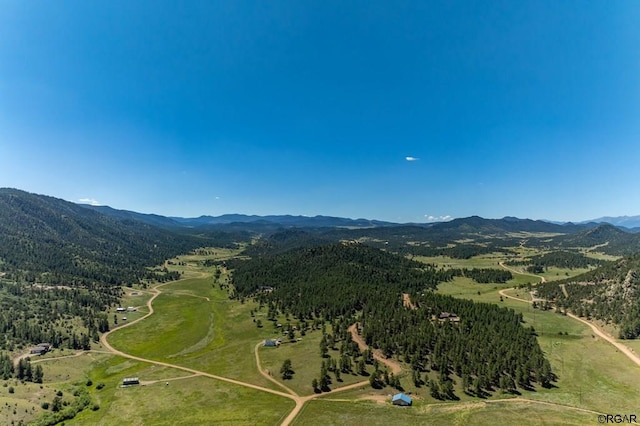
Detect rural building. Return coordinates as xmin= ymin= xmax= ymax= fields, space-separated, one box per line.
xmin=29 ymin=343 xmax=52 ymax=355
xmin=29 ymin=346 xmax=47 ymax=355
xmin=122 ymin=377 xmax=140 ymax=386
xmin=263 ymin=339 xmax=279 ymax=347
xmin=392 ymin=393 xmax=412 ymax=406
xmin=437 ymin=312 xmax=460 ymax=323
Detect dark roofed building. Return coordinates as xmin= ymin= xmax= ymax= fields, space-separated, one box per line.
xmin=438 ymin=312 xmax=460 ymax=322
xmin=29 ymin=346 xmax=47 ymax=355
xmin=122 ymin=377 xmax=140 ymax=386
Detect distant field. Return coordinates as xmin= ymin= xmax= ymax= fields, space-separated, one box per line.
xmin=416 ymin=251 xmax=591 ymax=288
xmin=414 ymin=253 xmax=505 ymax=269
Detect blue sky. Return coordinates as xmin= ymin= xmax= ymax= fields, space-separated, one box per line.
xmin=1 ymin=1 xmax=639 ymax=222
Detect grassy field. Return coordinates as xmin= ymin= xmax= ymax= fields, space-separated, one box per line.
xmin=106 ymin=253 xmax=283 ymax=391
xmin=293 ymin=399 xmax=597 ymax=425
xmin=0 ymin=380 xmax=58 ymax=425
xmin=72 ymin=355 xmax=294 ymax=426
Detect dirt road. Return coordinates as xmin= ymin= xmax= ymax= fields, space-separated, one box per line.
xmin=402 ymin=293 xmax=417 ymax=310
xmin=348 ymin=324 xmax=402 ymax=375
xmin=499 ymin=261 xmax=546 ymax=283
xmin=498 ymin=288 xmax=640 ymax=368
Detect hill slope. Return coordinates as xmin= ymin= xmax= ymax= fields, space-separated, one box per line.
xmin=0 ymin=188 xmax=212 ymax=285
xmin=553 ymin=224 xmax=640 ymax=255
xmin=536 ymin=255 xmax=640 ymax=338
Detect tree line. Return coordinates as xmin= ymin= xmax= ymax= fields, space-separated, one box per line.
xmin=0 ymin=352 xmax=43 ymax=382
xmin=506 ymin=250 xmax=607 ymax=270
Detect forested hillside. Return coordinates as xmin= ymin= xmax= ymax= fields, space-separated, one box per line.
xmin=553 ymin=224 xmax=640 ymax=255
xmin=230 ymin=242 xmax=554 ymax=396
xmin=362 ymin=292 xmax=553 ymax=393
xmin=0 ymin=188 xmax=246 ymax=351
xmin=0 ymin=280 xmax=115 ymax=351
xmin=0 ymin=188 xmax=235 ymax=285
xmin=231 ymin=242 xmax=455 ymax=318
xmin=536 ymin=255 xmax=640 ymax=338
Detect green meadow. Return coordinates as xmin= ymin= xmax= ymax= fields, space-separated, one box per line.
xmin=293 ymin=399 xmax=597 ymax=426
xmin=71 ymin=355 xmax=294 ymax=425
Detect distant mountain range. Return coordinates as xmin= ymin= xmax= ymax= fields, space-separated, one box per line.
xmin=83 ymin=205 xmax=396 ymax=229
xmin=3 ymin=187 xmax=640 ymax=286
xmin=580 ymin=216 xmax=640 ymax=230
xmin=83 ymin=203 xmax=640 ymax=231
xmin=79 ymin=198 xmax=640 ymax=255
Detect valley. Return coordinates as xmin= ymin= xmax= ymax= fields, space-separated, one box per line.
xmin=2 ymin=190 xmax=640 ymax=425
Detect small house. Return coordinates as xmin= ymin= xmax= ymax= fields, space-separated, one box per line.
xmin=29 ymin=346 xmax=47 ymax=355
xmin=127 ymin=306 xmax=137 ymax=312
xmin=116 ymin=307 xmax=126 ymax=312
xmin=392 ymin=393 xmax=412 ymax=406
xmin=438 ymin=312 xmax=460 ymax=323
xmin=29 ymin=343 xmax=52 ymax=355
xmin=122 ymin=377 xmax=140 ymax=386
xmin=263 ymin=339 xmax=279 ymax=347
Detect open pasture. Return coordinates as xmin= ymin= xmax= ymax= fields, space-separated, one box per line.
xmin=106 ymin=269 xmax=283 ymax=390
xmin=74 ymin=357 xmax=294 ymax=426
xmin=293 ymin=398 xmax=596 ymax=426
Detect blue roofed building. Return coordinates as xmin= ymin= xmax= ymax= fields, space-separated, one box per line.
xmin=392 ymin=393 xmax=412 ymax=406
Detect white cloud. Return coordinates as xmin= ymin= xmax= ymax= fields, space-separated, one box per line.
xmin=405 ymin=156 xmax=419 ymax=161
xmin=424 ymin=214 xmax=453 ymax=223
xmin=78 ymin=198 xmax=101 ymax=206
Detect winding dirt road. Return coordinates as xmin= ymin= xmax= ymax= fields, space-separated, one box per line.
xmin=498 ymin=288 xmax=640 ymax=368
